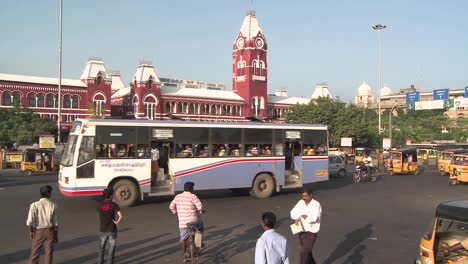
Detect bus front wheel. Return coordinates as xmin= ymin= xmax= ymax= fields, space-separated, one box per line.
xmin=113 ymin=179 xmax=139 ymax=207
xmin=251 ymin=173 xmax=275 ymax=199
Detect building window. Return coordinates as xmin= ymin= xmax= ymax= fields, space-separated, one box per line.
xmin=147 ymin=78 xmax=153 ymax=88
xmin=13 ymin=92 xmax=21 ymax=105
xmin=64 ymin=95 xmax=71 ymax=108
xmin=37 ymin=94 xmax=45 ymax=107
xmin=28 ymin=93 xmax=36 ymax=107
xmin=252 ymin=61 xmax=257 ymax=76
xmin=2 ymin=92 xmax=11 ymax=106
xmin=72 ymin=95 xmax=79 ymax=109
xmin=97 ymin=75 xmax=102 ymax=86
xmin=46 ymin=94 xmax=55 ymax=108
xmin=144 ymin=103 xmax=156 ymax=120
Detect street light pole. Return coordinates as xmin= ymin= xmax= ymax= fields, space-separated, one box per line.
xmin=373 ymin=24 xmax=386 ymax=134
xmin=389 ymin=105 xmax=398 ymax=149
xmin=57 ymin=0 xmax=63 ymax=143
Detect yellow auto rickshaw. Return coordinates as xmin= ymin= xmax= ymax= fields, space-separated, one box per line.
xmin=438 ymin=150 xmax=468 ymax=177
xmin=20 ymin=148 xmax=57 ymax=176
xmin=448 ymin=154 xmax=468 ymax=186
xmin=417 ymin=148 xmax=438 ymax=167
xmin=387 ymin=148 xmax=419 ymax=175
xmin=416 ymin=200 xmax=468 ymax=264
xmin=354 ymin=147 xmax=370 ymax=164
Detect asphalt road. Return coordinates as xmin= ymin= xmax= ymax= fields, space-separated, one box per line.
xmin=0 ymin=167 xmax=466 ymax=264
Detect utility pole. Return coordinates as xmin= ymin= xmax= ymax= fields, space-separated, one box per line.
xmin=57 ymin=0 xmax=63 ymax=143
xmin=373 ymin=24 xmax=387 ymax=134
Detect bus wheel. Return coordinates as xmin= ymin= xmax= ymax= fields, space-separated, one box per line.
xmin=251 ymin=173 xmax=275 ymax=199
xmin=113 ymin=179 xmax=139 ymax=207
xmin=23 ymin=170 xmax=33 ymax=176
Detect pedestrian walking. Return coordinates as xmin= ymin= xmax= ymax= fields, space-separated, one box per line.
xmin=290 ymin=189 xmax=322 ymax=264
xmin=97 ymin=187 xmax=123 ymax=264
xmin=26 ymin=185 xmax=59 ymax=264
xmin=255 ymin=212 xmax=289 ymax=264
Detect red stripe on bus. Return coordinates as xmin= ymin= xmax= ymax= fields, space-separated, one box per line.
xmin=61 ymin=190 xmax=103 ymax=196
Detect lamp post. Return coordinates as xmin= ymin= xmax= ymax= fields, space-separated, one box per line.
xmin=373 ymin=24 xmax=386 ymax=134
xmin=389 ymin=105 xmax=398 ymax=149
xmin=57 ymin=0 xmax=63 ymax=143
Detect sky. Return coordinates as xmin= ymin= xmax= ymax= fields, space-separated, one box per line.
xmin=1 ymin=0 xmax=467 ymax=102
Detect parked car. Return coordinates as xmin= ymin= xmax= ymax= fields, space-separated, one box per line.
xmin=329 ymin=154 xmax=347 ymax=177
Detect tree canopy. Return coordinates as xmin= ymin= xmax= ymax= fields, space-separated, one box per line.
xmin=0 ymin=106 xmax=56 ymax=147
xmin=285 ymin=97 xmax=467 ymax=148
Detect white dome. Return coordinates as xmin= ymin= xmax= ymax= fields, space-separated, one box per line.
xmin=381 ymin=85 xmax=392 ymax=96
xmin=358 ymin=81 xmax=372 ymax=96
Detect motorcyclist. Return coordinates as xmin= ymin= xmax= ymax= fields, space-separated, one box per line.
xmin=363 ymin=153 xmax=373 ymax=178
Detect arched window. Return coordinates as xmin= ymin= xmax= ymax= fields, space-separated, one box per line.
xmin=72 ymin=95 xmax=79 ymax=109
xmin=64 ymin=95 xmax=71 ymax=108
xmin=144 ymin=96 xmax=157 ymax=120
xmin=37 ymin=94 xmax=45 ymax=107
xmin=237 ymin=59 xmax=246 ymax=76
xmin=28 ymin=93 xmax=36 ymax=107
xmin=251 ymin=97 xmax=259 ymax=116
xmin=146 ymin=78 xmax=153 ymax=88
xmin=93 ymin=94 xmax=106 ymax=116
xmin=166 ymin=102 xmax=172 ymax=113
xmin=258 ymin=61 xmax=265 ymax=76
xmin=2 ymin=92 xmax=11 ymax=106
xmin=46 ymin=94 xmax=55 ymax=108
xmin=223 ymin=105 xmax=229 ymax=116
xmin=12 ymin=92 xmax=21 ymax=105
xmin=97 ymin=75 xmax=102 ymax=86
xmin=252 ymin=61 xmax=257 ymax=76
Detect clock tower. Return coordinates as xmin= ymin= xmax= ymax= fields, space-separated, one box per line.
xmin=232 ymin=10 xmax=268 ymax=118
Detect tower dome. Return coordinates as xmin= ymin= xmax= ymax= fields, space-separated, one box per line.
xmin=358 ymin=81 xmax=372 ymax=96
xmin=381 ymin=85 xmax=392 ymax=96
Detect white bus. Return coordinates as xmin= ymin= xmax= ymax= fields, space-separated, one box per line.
xmin=59 ymin=119 xmax=329 ymax=206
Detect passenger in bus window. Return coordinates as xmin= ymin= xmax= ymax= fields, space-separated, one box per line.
xmin=303 ymin=145 xmax=315 ymax=156
xmin=263 ymin=145 xmax=272 ymax=156
xmin=230 ymin=145 xmax=240 ymax=157
xmin=96 ymin=144 xmax=106 ymax=158
xmin=216 ymin=145 xmax=227 ymax=157
xmin=116 ymin=145 xmax=127 ymax=158
xmin=137 ymin=144 xmax=148 ymax=158
xmin=198 ymin=145 xmax=210 ymax=157
xmin=182 ymin=145 xmax=193 ymax=158
xmin=247 ymin=145 xmax=259 ymax=156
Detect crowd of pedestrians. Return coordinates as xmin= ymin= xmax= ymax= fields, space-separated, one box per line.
xmin=26 ymin=183 xmax=321 ymax=264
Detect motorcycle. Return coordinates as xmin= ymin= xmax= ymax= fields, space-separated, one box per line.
xmin=353 ymin=164 xmax=377 ymax=182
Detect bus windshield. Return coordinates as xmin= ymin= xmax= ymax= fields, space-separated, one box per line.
xmin=61 ymin=135 xmax=78 ymax=167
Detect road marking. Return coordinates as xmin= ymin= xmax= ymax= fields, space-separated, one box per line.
xmin=0 ymin=188 xmax=5 ymax=190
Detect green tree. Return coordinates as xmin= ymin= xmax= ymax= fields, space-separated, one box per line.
xmin=0 ymin=106 xmax=56 ymax=146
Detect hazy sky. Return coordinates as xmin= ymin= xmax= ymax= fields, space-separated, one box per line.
xmin=1 ymin=0 xmax=467 ymax=102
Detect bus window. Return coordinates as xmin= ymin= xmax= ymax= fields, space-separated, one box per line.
xmin=178 ymin=144 xmax=194 ymax=158
xmin=135 ymin=144 xmax=149 ymax=158
xmin=303 ymin=130 xmax=327 ymax=156
xmin=61 ymin=135 xmax=78 ymax=166
xmin=77 ymin=136 xmax=95 ymax=165
xmin=211 ymin=128 xmax=242 ymax=157
xmin=174 ymin=127 xmax=208 ymax=158
xmin=244 ymin=129 xmax=272 ymax=157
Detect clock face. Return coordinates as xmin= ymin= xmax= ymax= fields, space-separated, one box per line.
xmin=236 ymin=38 xmax=244 ymax=49
xmin=255 ymin=38 xmax=264 ymax=48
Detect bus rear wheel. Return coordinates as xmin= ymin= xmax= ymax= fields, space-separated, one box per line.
xmin=251 ymin=173 xmax=275 ymax=199
xmin=113 ymin=179 xmax=139 ymax=207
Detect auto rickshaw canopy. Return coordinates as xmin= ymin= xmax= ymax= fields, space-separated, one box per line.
xmin=22 ymin=148 xmax=55 ymax=162
xmin=392 ymin=148 xmax=418 ymax=162
xmin=436 ymin=200 xmax=468 ymax=223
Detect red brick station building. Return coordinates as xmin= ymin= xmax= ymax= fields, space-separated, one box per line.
xmin=0 ymin=10 xmax=328 ymax=137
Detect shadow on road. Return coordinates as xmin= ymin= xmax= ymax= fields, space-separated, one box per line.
xmin=323 ymin=224 xmax=373 ymax=264
xmin=0 ymin=228 xmax=132 ymax=264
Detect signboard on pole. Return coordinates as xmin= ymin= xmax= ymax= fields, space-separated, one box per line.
xmin=465 ymin=87 xmax=468 ymax=98
xmin=383 ymin=138 xmax=391 ymax=149
xmin=444 ymin=99 xmax=454 ymax=109
xmin=454 ymin=98 xmax=468 ymax=108
xmin=407 ymin=102 xmax=415 ymax=110
xmin=341 ymin=137 xmax=353 ymax=147
xmin=406 ymin=92 xmax=420 ymax=103
xmin=415 ymin=100 xmax=444 ymax=110
xmin=433 ymin=89 xmax=449 ymax=100
xmin=39 ymin=135 xmax=55 ymax=149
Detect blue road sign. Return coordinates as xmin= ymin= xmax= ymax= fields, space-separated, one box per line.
xmin=465 ymin=87 xmax=468 ymax=98
xmin=433 ymin=89 xmax=449 ymax=100
xmin=406 ymin=92 xmax=420 ymax=103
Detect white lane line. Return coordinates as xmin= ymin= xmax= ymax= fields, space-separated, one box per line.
xmin=0 ymin=188 xmax=5 ymax=190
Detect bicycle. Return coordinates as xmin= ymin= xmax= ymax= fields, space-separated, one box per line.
xmin=185 ymin=210 xmax=205 ymax=263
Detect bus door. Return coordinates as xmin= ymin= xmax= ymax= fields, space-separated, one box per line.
xmin=284 ymin=140 xmax=302 ymax=187
xmin=150 ymin=140 xmax=174 ymax=194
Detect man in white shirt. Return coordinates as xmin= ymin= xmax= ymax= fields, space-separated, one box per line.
xmin=26 ymin=185 xmax=59 ymax=264
xmin=255 ymin=212 xmax=289 ymax=264
xmin=290 ymin=189 xmax=321 ymax=264
xmin=363 ymin=153 xmax=373 ymax=177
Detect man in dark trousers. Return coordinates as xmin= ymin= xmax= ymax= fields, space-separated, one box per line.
xmin=290 ymin=189 xmax=322 ymax=264
xmin=26 ymin=185 xmax=59 ymax=264
xmin=98 ymin=187 xmax=123 ymax=264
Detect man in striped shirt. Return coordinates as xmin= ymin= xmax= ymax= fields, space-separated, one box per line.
xmin=169 ymin=182 xmax=203 ymax=258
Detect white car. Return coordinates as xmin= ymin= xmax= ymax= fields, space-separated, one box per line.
xmin=329 ymin=154 xmax=347 ymax=177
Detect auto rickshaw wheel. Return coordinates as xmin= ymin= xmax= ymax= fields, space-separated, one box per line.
xmin=413 ymin=169 xmax=419 ymax=175
xmin=23 ymin=169 xmax=33 ymax=176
